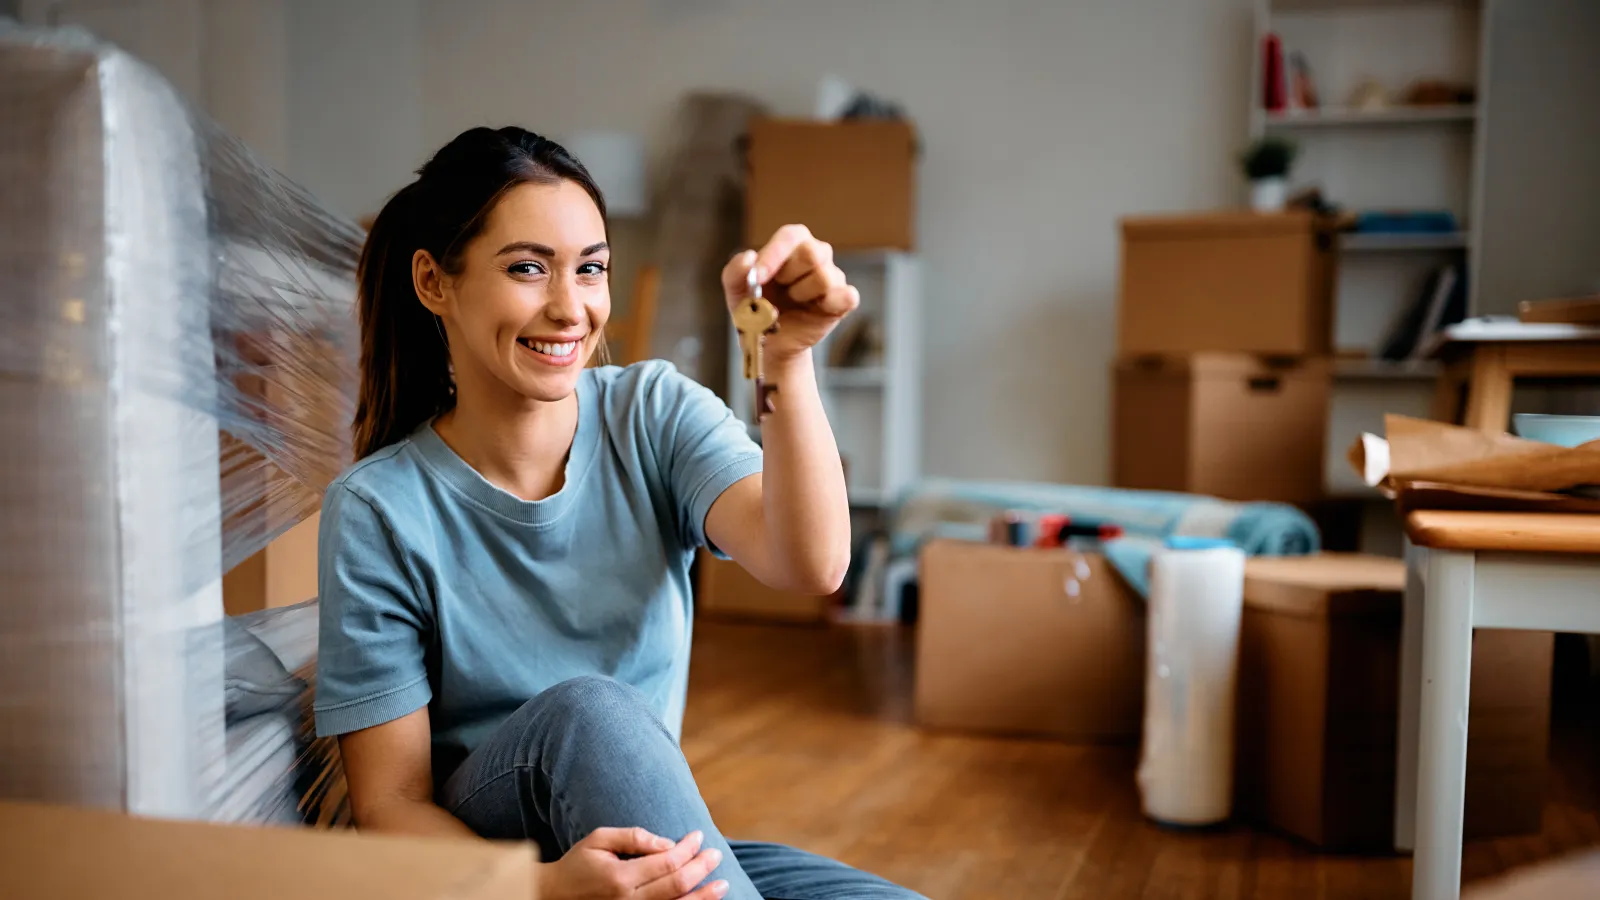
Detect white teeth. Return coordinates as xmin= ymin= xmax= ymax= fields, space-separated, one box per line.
xmin=528 ymin=340 xmax=577 ymax=357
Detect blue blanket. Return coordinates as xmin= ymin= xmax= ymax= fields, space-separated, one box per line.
xmin=887 ymin=479 xmax=1320 ymax=597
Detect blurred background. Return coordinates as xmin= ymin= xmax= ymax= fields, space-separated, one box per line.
xmin=4 ymin=1 xmax=1600 ymax=897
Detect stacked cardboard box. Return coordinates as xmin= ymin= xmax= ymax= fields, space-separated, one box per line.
xmin=1113 ymin=210 xmax=1338 ymax=505
xmin=1113 ymin=212 xmax=1552 ymax=841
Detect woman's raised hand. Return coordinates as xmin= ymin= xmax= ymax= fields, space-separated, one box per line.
xmin=721 ymin=224 xmax=860 ymax=363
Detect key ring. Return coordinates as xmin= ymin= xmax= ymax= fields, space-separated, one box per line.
xmin=747 ymin=264 xmax=761 ymax=300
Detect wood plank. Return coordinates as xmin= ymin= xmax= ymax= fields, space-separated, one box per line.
xmin=681 ymin=620 xmax=1600 ymax=899
xmin=1405 ymin=511 xmax=1600 ymax=554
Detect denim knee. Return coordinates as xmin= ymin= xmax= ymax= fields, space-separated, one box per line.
xmin=519 ymin=675 xmax=668 ymax=747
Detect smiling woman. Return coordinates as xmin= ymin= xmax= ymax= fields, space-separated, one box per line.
xmin=315 ymin=127 xmax=917 ymax=900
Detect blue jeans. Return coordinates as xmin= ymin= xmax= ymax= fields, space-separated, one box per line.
xmin=439 ymin=676 xmax=926 ymax=900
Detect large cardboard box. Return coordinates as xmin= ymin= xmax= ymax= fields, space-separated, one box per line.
xmin=1237 ymin=554 xmax=1552 ymax=849
xmin=744 ymin=118 xmax=917 ymax=251
xmin=1112 ymin=354 xmax=1330 ymax=505
xmin=914 ymin=540 xmax=1145 ymax=741
xmin=1118 ymin=210 xmax=1337 ymax=356
xmin=0 ymin=800 xmax=538 ymax=899
xmin=695 ymin=549 xmax=833 ymax=623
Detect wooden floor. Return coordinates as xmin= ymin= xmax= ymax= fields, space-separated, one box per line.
xmin=679 ymin=621 xmax=1600 ymax=899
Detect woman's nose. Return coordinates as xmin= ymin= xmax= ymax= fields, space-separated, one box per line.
xmin=544 ymin=276 xmax=583 ymax=326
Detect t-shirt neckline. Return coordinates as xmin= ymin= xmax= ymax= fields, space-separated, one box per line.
xmin=411 ymin=371 xmax=598 ymax=526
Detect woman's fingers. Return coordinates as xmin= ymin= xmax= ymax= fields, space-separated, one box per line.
xmin=625 ymin=831 xmax=704 ymax=883
xmin=583 ymin=825 xmax=676 ymax=856
xmin=636 ymin=846 xmax=726 ymax=900
xmin=769 ymin=234 xmax=832 ymax=288
xmin=677 ymin=878 xmax=732 ymax=900
xmin=816 ymin=283 xmax=861 ymax=318
xmin=720 ymin=250 xmax=758 ymax=297
xmin=753 ymin=224 xmax=817 ymax=286
xmin=783 ymin=264 xmax=846 ymax=304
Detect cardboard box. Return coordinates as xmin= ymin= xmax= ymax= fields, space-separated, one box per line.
xmin=1118 ymin=210 xmax=1337 ymax=356
xmin=223 ymin=513 xmax=320 ymax=615
xmin=914 ymin=540 xmax=1145 ymax=741
xmin=1237 ymin=554 xmax=1552 ymax=849
xmin=1112 ymin=354 xmax=1330 ymax=504
xmin=744 ymin=118 xmax=917 ymax=251
xmin=695 ymin=549 xmax=833 ymax=623
xmin=0 ymin=800 xmax=537 ymax=899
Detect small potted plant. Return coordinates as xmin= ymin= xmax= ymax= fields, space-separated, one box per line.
xmin=1239 ymin=136 xmax=1298 ymax=212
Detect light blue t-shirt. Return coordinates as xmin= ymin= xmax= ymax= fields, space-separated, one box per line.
xmin=311 ymin=360 xmax=763 ymax=784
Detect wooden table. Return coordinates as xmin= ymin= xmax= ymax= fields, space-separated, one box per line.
xmin=1395 ymin=511 xmax=1600 ymax=900
xmin=1427 ymin=321 xmax=1600 ymax=431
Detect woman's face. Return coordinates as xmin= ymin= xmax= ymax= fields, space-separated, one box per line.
xmin=430 ymin=179 xmax=610 ymax=405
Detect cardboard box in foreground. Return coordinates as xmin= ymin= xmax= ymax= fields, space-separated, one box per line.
xmin=1238 ymin=554 xmax=1552 ymax=849
xmin=915 ymin=540 xmax=1146 ymax=741
xmin=0 ymin=800 xmax=538 ymax=900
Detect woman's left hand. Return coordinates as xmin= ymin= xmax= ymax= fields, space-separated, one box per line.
xmin=721 ymin=224 xmax=860 ymax=364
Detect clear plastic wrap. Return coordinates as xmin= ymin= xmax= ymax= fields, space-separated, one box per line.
xmin=0 ymin=21 xmax=359 ymax=823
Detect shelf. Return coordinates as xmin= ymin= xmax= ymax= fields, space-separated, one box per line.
xmin=824 ymin=366 xmax=886 ymax=389
xmin=1332 ymin=358 xmax=1442 ymax=380
xmin=1261 ymin=105 xmax=1477 ymax=128
xmin=1339 ymin=231 xmax=1470 ymax=253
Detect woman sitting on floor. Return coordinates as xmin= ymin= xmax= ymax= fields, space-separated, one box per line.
xmin=313 ymin=125 xmax=925 ymax=900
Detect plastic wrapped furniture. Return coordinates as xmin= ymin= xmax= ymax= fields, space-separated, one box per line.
xmin=0 ymin=21 xmax=360 ymax=823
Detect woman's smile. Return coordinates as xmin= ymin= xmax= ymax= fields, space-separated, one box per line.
xmin=517 ymin=336 xmax=583 ymax=366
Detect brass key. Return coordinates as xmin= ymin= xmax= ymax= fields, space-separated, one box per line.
xmin=732 ymin=265 xmax=780 ymax=419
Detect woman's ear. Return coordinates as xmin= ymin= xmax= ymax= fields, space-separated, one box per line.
xmin=412 ymin=249 xmax=450 ymax=317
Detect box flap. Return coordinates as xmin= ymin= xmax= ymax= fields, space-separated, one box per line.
xmin=1244 ymin=553 xmax=1404 ymax=618
xmin=0 ymin=801 xmax=538 ymax=900
xmin=1120 ymin=210 xmax=1326 ymax=240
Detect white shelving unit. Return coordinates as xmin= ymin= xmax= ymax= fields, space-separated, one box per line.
xmin=1254 ymin=0 xmax=1600 ymax=546
xmin=1252 ymin=0 xmax=1482 ymax=516
xmin=725 ymin=251 xmax=922 ymax=509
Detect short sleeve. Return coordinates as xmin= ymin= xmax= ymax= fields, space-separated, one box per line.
xmin=643 ymin=362 xmax=764 ymax=553
xmin=311 ymin=484 xmax=433 ymax=737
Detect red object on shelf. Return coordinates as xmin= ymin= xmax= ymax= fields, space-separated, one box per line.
xmin=1262 ymin=33 xmax=1287 ymax=112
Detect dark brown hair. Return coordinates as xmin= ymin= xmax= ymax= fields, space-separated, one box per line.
xmin=352 ymin=126 xmax=606 ymax=459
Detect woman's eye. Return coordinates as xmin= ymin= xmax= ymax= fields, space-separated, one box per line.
xmin=578 ymin=262 xmax=608 ymax=277
xmin=508 ymin=262 xmax=545 ymax=277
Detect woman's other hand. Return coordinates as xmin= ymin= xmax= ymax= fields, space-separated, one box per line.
xmin=536 ymin=827 xmax=729 ymax=900
xmin=721 ymin=224 xmax=860 ymax=363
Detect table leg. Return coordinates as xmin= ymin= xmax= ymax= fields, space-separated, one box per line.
xmin=1463 ymin=346 xmax=1512 ymax=432
xmin=1413 ymin=548 xmax=1476 ymax=900
xmin=1430 ymin=361 xmax=1469 ymax=423
xmin=1395 ymin=539 xmax=1426 ymax=852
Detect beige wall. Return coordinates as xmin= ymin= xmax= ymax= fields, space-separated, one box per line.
xmin=283 ymin=0 xmax=1257 ymax=485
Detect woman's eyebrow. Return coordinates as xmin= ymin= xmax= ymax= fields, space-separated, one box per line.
xmin=495 ymin=241 xmax=610 ymax=257
xmin=497 ymin=241 xmax=555 ymax=257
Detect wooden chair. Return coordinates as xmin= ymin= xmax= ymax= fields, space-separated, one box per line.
xmin=1395 ymin=511 xmax=1600 ymax=899
xmin=605 ymin=265 xmax=659 ymax=366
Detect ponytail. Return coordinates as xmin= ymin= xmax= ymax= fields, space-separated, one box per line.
xmin=351 ymin=184 xmax=455 ymax=459
xmin=349 ymin=126 xmax=606 ymax=459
